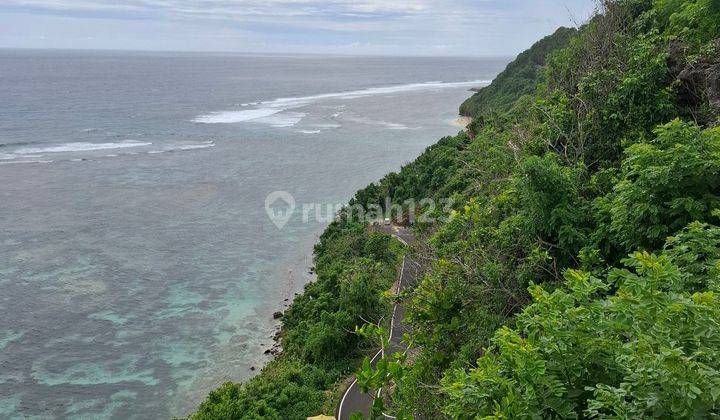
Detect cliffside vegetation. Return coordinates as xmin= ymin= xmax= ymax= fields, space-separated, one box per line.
xmin=194 ymin=0 xmax=720 ymax=418
xmin=193 ymin=222 xmax=402 ymax=419
xmin=459 ymin=26 xmax=578 ymax=118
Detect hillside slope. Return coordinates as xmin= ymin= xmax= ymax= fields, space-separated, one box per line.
xmin=351 ymin=0 xmax=720 ymax=417
xmin=194 ymin=0 xmax=720 ymax=418
xmin=459 ymin=26 xmax=577 ymax=117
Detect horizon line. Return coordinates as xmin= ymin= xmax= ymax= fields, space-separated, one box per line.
xmin=0 ymin=46 xmax=515 ymax=60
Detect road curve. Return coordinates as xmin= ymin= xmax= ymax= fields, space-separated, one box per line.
xmin=336 ymin=227 xmax=416 ymax=420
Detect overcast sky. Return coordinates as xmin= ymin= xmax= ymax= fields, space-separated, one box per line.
xmin=0 ymin=0 xmax=598 ymax=56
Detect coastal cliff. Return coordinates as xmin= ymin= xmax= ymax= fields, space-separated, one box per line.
xmin=459 ymin=26 xmax=577 ymax=118
xmin=193 ymin=1 xmax=720 ymax=418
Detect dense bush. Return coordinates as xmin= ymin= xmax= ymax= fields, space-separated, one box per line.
xmin=371 ymin=0 xmax=720 ymax=417
xmin=595 ymin=120 xmax=720 ymax=257
xmin=460 ymin=27 xmax=578 ymax=118
xmin=654 ymin=0 xmax=720 ymax=46
xmin=192 ymin=221 xmax=401 ymax=419
xmin=194 ymin=358 xmax=334 ymax=420
xmin=196 ymin=0 xmax=720 ymax=417
xmin=443 ymin=226 xmax=720 ymax=418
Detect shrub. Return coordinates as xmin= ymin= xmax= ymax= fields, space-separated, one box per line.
xmin=443 ymin=237 xmax=720 ymax=418
xmin=595 ymin=120 xmax=720 ymax=255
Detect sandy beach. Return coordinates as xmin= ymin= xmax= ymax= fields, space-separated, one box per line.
xmin=451 ymin=116 xmax=473 ymax=128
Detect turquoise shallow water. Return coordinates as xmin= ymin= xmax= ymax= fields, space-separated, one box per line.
xmin=0 ymin=51 xmax=506 ymax=418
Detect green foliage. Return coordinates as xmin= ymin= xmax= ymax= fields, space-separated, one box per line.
xmin=664 ymin=221 xmax=720 ymax=292
xmin=284 ymin=254 xmax=397 ymax=364
xmin=385 ymin=1 xmax=720 ymax=417
xmin=192 ymin=221 xmax=402 ymax=419
xmin=543 ymin=28 xmax=678 ymax=166
xmin=443 ymin=239 xmax=720 ymax=418
xmin=654 ymin=0 xmax=720 ymax=45
xmin=354 ymin=324 xmax=406 ymax=392
xmin=519 ymin=154 xmax=591 ymax=264
xmin=197 ymin=0 xmax=720 ymax=418
xmin=460 ymin=27 xmax=578 ymax=118
xmin=595 ymin=121 xmax=720 ymax=255
xmin=359 ymin=133 xmax=475 ymax=207
xmin=194 ymin=358 xmax=334 ymax=420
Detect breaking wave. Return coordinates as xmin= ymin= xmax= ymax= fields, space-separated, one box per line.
xmin=193 ymin=80 xmax=490 ymax=126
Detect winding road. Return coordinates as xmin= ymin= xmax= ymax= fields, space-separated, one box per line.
xmin=336 ymin=226 xmax=417 ymax=420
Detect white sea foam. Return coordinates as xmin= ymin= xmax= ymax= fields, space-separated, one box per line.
xmin=297 ymin=130 xmax=322 ymax=134
xmin=193 ymin=80 xmax=491 ymax=126
xmin=266 ymin=80 xmax=491 ymax=105
xmin=381 ymin=122 xmax=410 ymax=130
xmin=254 ymin=112 xmax=306 ymax=128
xmin=1 ymin=140 xmax=214 ymax=164
xmin=314 ymin=123 xmax=342 ymax=129
xmin=0 ymin=160 xmax=53 ymax=165
xmin=178 ymin=143 xmax=215 ymax=150
xmin=343 ymin=115 xmax=413 ymax=130
xmin=193 ymin=108 xmax=282 ymax=124
xmin=15 ymin=140 xmax=151 ymax=154
xmin=143 ymin=141 xmax=214 ymax=154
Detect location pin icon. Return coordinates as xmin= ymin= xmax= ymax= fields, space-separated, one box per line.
xmin=265 ymin=191 xmax=296 ymax=229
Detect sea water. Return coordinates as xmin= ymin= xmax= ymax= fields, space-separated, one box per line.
xmin=0 ymin=50 xmax=507 ymax=418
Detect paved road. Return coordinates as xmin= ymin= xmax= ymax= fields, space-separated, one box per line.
xmin=336 ymin=227 xmax=416 ymax=420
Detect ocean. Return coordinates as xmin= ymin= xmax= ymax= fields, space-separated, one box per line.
xmin=0 ymin=50 xmax=507 ymax=418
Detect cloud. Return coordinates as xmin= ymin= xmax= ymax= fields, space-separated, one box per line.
xmin=2 ymin=0 xmax=430 ymax=19
xmin=1 ymin=0 xmax=595 ymax=22
xmin=0 ymin=0 xmax=598 ymax=55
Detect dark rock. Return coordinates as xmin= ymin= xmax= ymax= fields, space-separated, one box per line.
xmin=678 ymin=64 xmax=706 ymax=108
xmin=672 ymin=39 xmax=720 ymax=123
xmin=250 ymin=366 xmax=255 ymax=371
xmin=667 ymin=39 xmax=688 ymax=77
xmin=264 ymin=349 xmax=272 ymax=355
xmin=273 ymin=311 xmax=283 ymax=319
xmin=708 ymin=60 xmax=720 ymax=117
